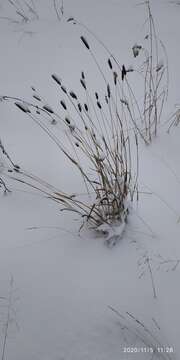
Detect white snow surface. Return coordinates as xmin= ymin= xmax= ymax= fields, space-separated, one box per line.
xmin=0 ymin=1 xmax=180 ymax=359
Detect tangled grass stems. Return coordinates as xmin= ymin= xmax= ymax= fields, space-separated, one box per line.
xmin=1 ymin=1 xmax=167 ymax=237
xmin=67 ymin=0 xmax=168 ymax=144
xmin=0 ymin=0 xmax=65 ymax=26
xmin=2 ymin=59 xmax=138 ymax=234
xmin=1 ymin=0 xmax=39 ymax=24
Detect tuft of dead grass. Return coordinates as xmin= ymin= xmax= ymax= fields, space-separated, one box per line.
xmin=1 ymin=0 xmax=168 ymax=239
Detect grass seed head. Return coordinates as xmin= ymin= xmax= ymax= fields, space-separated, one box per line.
xmin=80 ymin=36 xmax=90 ymax=50
xmin=80 ymin=79 xmax=87 ymax=90
xmin=33 ymin=94 xmax=41 ymax=101
xmin=61 ymin=86 xmax=67 ymax=94
xmin=108 ymin=58 xmax=113 ymax=70
xmin=95 ymin=92 xmax=99 ymax=100
xmin=107 ymin=84 xmax=111 ymax=98
xmin=15 ymin=102 xmax=31 ymax=113
xmin=121 ymin=65 xmax=127 ymax=81
xmin=43 ymin=105 xmax=54 ymax=114
xmin=78 ymin=103 xmax=82 ymax=112
xmin=67 ymin=17 xmax=74 ymax=22
xmin=60 ymin=100 xmax=67 ymax=110
xmin=132 ymin=43 xmax=142 ymax=57
xmin=113 ymin=71 xmax=118 ymax=85
xmin=69 ymin=91 xmax=78 ymax=100
xmin=97 ymin=101 xmax=102 ymax=109
xmin=84 ymin=103 xmax=88 ymax=112
xmin=65 ymin=117 xmax=71 ymax=124
xmin=51 ymin=74 xmax=62 ymax=85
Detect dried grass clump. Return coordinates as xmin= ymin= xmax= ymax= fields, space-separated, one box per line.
xmin=2 ymin=61 xmax=139 ymax=235
xmin=2 ymin=43 xmax=139 ymax=238
xmin=1 ymin=0 xmax=167 ymax=240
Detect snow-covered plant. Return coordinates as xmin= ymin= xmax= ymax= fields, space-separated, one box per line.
xmin=1 ymin=29 xmax=140 ymax=240
xmin=1 ymin=0 xmax=167 ymax=241
xmin=2 ymin=59 xmax=139 ymax=237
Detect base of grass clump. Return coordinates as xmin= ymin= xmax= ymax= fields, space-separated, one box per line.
xmin=88 ymin=199 xmax=129 ymax=247
xmin=96 ymin=217 xmax=127 ymax=247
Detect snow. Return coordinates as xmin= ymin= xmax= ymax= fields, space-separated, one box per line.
xmin=0 ymin=1 xmax=180 ymax=359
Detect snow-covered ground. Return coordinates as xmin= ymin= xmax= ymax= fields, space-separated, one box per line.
xmin=0 ymin=1 xmax=180 ymax=359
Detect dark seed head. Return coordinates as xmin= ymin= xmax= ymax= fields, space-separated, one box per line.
xmin=121 ymin=65 xmax=127 ymax=81
xmin=108 ymin=58 xmax=113 ymax=70
xmin=67 ymin=17 xmax=74 ymax=22
xmin=113 ymin=71 xmax=118 ymax=85
xmin=69 ymin=91 xmax=77 ymax=100
xmin=107 ymin=84 xmax=111 ymax=98
xmin=15 ymin=102 xmax=30 ymax=113
xmin=43 ymin=105 xmax=54 ymax=114
xmin=75 ymin=142 xmax=79 ymax=147
xmin=81 ymin=71 xmax=85 ymax=79
xmin=60 ymin=100 xmax=67 ymax=110
xmin=65 ymin=117 xmax=71 ymax=124
xmin=61 ymin=86 xmax=67 ymax=94
xmin=97 ymin=101 xmax=102 ymax=109
xmin=33 ymin=94 xmax=41 ymax=101
xmin=78 ymin=103 xmax=82 ymax=112
xmin=84 ymin=103 xmax=88 ymax=112
xmin=80 ymin=36 xmax=90 ymax=50
xmin=95 ymin=92 xmax=99 ymax=100
xmin=51 ymin=74 xmax=61 ymax=86
xmin=80 ymin=79 xmax=86 ymax=90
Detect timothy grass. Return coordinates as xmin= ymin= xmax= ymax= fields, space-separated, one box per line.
xmin=0 ymin=0 xmax=64 ymax=26
xmin=1 ymin=0 xmax=168 ymax=239
xmin=2 ymin=69 xmax=138 ymax=233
